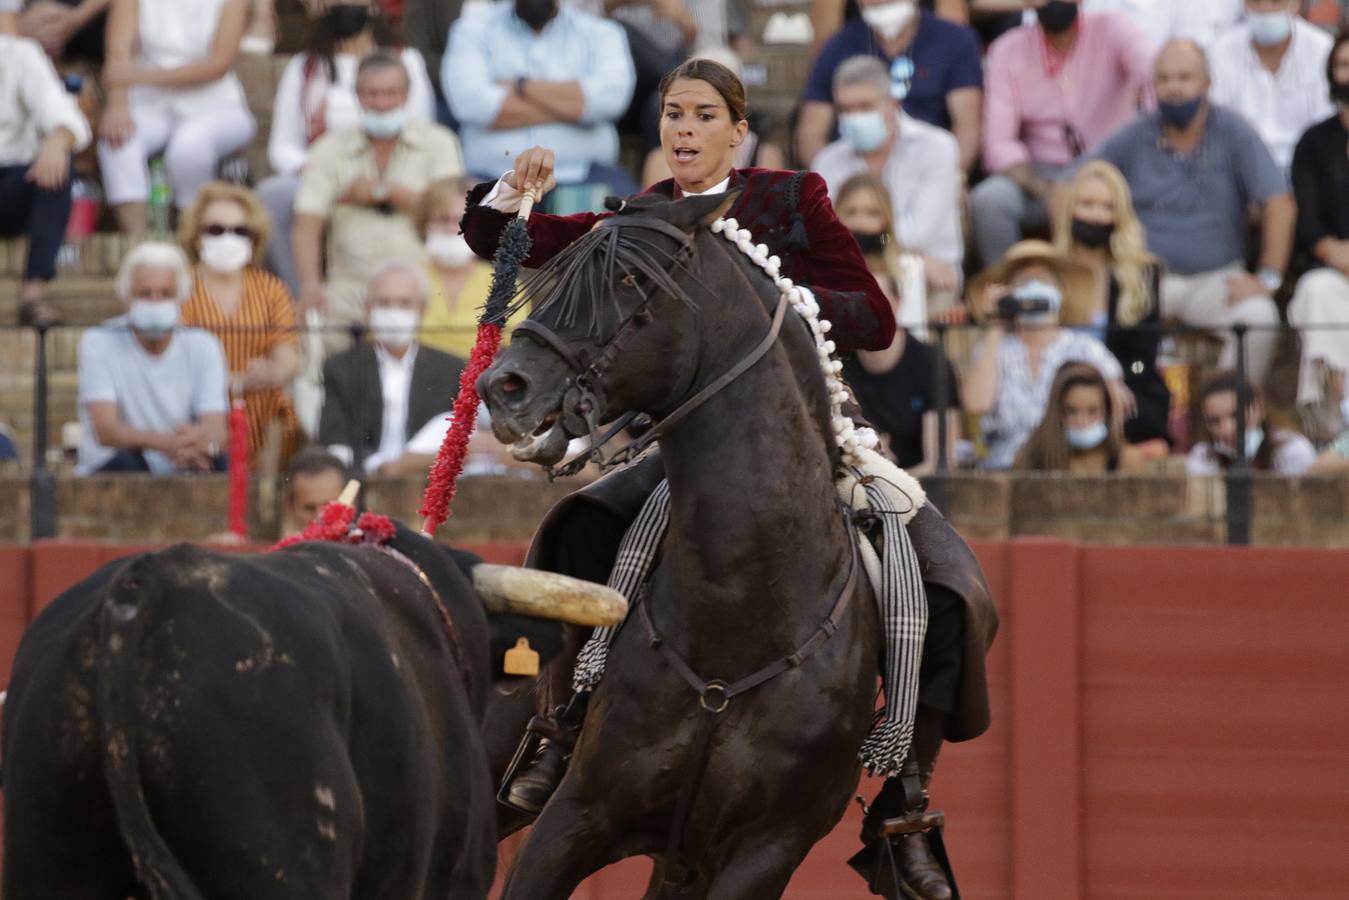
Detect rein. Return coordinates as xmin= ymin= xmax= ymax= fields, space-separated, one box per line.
xmin=520 ymin=216 xmax=792 ymax=479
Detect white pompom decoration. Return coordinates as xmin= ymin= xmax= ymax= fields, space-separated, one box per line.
xmin=713 ymin=217 xmax=870 ymax=464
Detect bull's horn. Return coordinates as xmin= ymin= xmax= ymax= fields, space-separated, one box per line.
xmin=472 ymin=565 xmax=628 ymax=627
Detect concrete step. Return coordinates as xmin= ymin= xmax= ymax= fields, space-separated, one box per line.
xmin=0 ymin=277 xmax=125 ymax=327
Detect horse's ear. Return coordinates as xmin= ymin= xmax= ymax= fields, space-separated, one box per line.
xmin=665 ymin=190 xmax=743 ymax=233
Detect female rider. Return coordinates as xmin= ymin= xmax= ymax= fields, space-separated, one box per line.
xmin=462 ymin=58 xmax=995 ymax=900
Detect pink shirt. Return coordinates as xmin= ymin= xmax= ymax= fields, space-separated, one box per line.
xmin=982 ymin=13 xmax=1154 ymax=173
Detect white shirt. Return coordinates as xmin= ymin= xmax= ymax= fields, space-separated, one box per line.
xmin=364 ymin=342 xmax=419 ymax=473
xmin=1209 ymin=18 xmax=1335 ymax=171
xmin=1082 ymin=0 xmax=1243 ymax=49
xmin=682 ymin=174 xmax=730 ymax=196
xmin=483 ymin=170 xmax=729 ymax=212
xmin=268 ymin=48 xmax=436 ymax=177
xmin=1185 ymin=430 xmax=1318 ymax=476
xmin=0 ymin=35 xmax=93 ymax=167
xmin=812 ymin=111 xmax=963 ymax=268
xmin=129 ymin=0 xmax=248 ymax=115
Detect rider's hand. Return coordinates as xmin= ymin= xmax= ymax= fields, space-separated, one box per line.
xmin=506 ymin=146 xmax=557 ymax=201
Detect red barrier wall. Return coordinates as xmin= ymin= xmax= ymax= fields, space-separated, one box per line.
xmin=3 ymin=539 xmax=1347 ymax=900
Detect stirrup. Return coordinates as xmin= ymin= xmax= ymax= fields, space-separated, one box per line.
xmin=496 ymin=706 xmax=582 ymax=808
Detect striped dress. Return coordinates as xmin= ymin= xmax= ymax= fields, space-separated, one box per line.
xmin=182 ymin=267 xmax=302 ymax=463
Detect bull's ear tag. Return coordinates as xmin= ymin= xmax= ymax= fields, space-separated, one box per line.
xmin=504 ymin=638 xmax=539 ymax=677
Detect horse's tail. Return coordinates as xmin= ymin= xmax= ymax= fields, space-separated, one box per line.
xmin=96 ymin=553 xmax=207 ymax=900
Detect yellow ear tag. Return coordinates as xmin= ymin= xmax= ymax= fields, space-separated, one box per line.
xmin=503 ymin=638 xmax=539 ymax=677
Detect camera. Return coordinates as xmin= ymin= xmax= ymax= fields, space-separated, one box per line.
xmin=994 ymin=282 xmax=1059 ymax=321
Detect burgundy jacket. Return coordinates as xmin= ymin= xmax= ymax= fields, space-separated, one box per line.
xmin=460 ymin=168 xmax=895 ymax=353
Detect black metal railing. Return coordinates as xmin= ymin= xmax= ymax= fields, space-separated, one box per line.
xmin=2 ymin=318 xmax=1339 ymax=544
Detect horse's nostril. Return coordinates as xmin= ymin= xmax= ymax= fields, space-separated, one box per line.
xmin=499 ymin=372 xmax=528 ymax=395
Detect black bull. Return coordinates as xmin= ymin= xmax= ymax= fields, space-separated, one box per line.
xmin=0 ymin=526 xmax=563 ymax=899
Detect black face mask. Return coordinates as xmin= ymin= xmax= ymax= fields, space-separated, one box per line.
xmin=1071 ymin=218 xmax=1114 ymax=249
xmin=851 ymin=230 xmax=887 ymax=256
xmin=1331 ymin=80 xmax=1349 ymax=105
xmin=1158 ymin=96 xmax=1205 ymax=129
xmin=324 ymin=3 xmax=370 ymax=39
xmin=1036 ymin=0 xmax=1079 ymax=35
xmin=515 ymin=0 xmax=557 ymax=31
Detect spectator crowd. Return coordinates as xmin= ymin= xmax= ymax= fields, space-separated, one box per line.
xmin=7 ymin=0 xmax=1349 ymax=513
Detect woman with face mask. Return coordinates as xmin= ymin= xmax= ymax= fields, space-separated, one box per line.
xmin=255 ymin=0 xmax=434 ymax=292
xmin=1054 ymin=159 xmax=1171 ymax=448
xmin=962 ymin=239 xmax=1129 ymax=469
xmin=1014 ymin=361 xmax=1148 ymax=472
xmin=1287 ymin=34 xmax=1349 ymax=444
xmin=1187 ymin=370 xmax=1316 ymax=476
xmin=415 ymin=176 xmax=529 ymax=358
xmin=179 ymin=182 xmax=303 ymax=464
xmin=834 ymin=172 xmax=936 ymax=337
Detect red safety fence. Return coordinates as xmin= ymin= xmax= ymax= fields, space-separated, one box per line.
xmin=2 ymin=538 xmax=1347 ymax=899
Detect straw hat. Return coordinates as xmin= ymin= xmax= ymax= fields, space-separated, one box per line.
xmin=967 ymin=240 xmax=1099 ymax=326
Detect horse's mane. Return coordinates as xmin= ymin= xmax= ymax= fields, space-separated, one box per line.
xmin=505 ymin=203 xmax=700 ymax=341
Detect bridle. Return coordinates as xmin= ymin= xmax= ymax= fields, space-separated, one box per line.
xmin=511 ymin=214 xmax=791 ymax=479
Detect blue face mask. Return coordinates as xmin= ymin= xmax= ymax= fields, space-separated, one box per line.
xmin=1158 ymin=96 xmax=1204 ymax=129
xmin=128 ymin=299 xmax=179 ymax=337
xmin=1247 ymin=11 xmax=1292 ymax=47
xmin=839 ymin=110 xmax=890 ymax=153
xmin=1065 ymin=420 xmax=1108 ymax=451
xmin=360 ymin=105 xmax=407 ymax=140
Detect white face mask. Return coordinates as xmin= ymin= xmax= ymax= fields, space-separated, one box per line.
xmin=427 ymin=231 xmax=476 ymax=268
xmin=128 ymin=299 xmax=180 ymax=337
xmin=1247 ymin=10 xmax=1292 ymax=47
xmin=860 ymin=0 xmax=916 ymax=41
xmin=199 ymin=233 xmax=253 ymax=274
xmin=360 ymin=105 xmax=407 ymax=139
xmin=368 ymin=306 xmax=420 ymax=349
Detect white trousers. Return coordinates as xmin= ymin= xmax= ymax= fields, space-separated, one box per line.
xmin=1160 ymin=263 xmax=1280 ymax=386
xmin=97 ymin=101 xmax=256 ymax=208
xmin=1287 ymin=267 xmax=1349 ymax=406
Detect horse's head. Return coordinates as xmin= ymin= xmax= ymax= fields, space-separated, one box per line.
xmin=478 ymin=191 xmax=741 ymax=465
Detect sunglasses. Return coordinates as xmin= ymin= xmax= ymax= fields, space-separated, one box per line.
xmin=203 ymin=224 xmax=254 ymax=238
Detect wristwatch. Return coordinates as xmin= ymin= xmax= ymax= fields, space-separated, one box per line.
xmin=1257 ymin=268 xmax=1282 ymax=293
xmin=516 ymin=76 xmax=528 ymax=96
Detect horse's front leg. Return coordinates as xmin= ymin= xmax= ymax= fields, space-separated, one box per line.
xmin=499 ymin=777 xmax=616 ymax=900
xmin=701 ymin=834 xmax=817 ymax=900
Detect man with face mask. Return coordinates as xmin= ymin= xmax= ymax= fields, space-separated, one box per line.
xmin=971 ymin=0 xmax=1153 ymax=267
xmin=443 ymin=0 xmax=637 ymax=201
xmin=1209 ymin=0 xmax=1333 ymax=171
xmin=76 ymin=242 xmax=229 ymax=475
xmin=293 ymin=50 xmax=464 ymax=350
xmin=1094 ymin=38 xmax=1292 ymax=388
xmin=318 ymin=261 xmax=466 ymax=476
xmin=811 ymin=55 xmax=963 ymax=307
xmin=797 ymin=0 xmax=982 ymax=172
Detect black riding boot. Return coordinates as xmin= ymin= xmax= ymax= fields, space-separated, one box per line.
xmin=504 ymin=690 xmax=590 ymax=815
xmin=848 ymin=706 xmax=953 ymax=900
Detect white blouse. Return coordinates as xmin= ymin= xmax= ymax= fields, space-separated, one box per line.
xmin=268 ymin=47 xmax=436 ymax=177
xmin=979 ymin=330 xmax=1124 ymax=470
xmin=129 ymin=0 xmax=247 ymax=115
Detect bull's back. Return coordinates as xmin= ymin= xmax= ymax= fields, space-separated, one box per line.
xmin=1 ymin=542 xmax=492 ymax=899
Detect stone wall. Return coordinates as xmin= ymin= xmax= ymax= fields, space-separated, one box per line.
xmin=4 ymin=472 xmax=1349 ymax=547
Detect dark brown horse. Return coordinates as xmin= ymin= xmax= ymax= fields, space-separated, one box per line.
xmin=478 ymin=191 xmax=881 ymax=898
